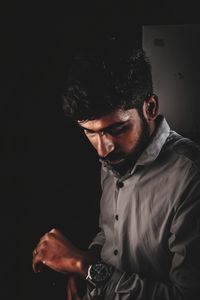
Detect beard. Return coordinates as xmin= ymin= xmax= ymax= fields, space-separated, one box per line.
xmin=101 ymin=116 xmax=151 ymax=176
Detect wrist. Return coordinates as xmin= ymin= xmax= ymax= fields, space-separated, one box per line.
xmin=76 ymin=250 xmax=98 ymax=278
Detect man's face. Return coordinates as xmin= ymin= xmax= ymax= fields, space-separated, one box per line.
xmin=78 ymin=105 xmax=153 ymax=175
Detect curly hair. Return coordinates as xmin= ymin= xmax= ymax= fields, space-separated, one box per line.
xmin=62 ymin=40 xmax=153 ymax=121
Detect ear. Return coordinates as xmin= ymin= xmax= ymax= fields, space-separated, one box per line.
xmin=143 ymin=94 xmax=159 ymax=121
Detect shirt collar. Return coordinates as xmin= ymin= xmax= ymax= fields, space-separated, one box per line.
xmin=134 ymin=115 xmax=170 ymax=168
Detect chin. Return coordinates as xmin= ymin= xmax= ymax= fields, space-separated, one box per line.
xmin=110 ymin=158 xmax=133 ymax=175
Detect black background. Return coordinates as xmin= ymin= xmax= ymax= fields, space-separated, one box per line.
xmin=1 ymin=2 xmax=200 ymax=300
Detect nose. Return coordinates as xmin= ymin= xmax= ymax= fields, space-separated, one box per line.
xmin=96 ymin=133 xmax=115 ymax=158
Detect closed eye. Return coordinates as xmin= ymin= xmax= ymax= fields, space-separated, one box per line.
xmin=84 ymin=129 xmax=96 ymax=137
xmin=80 ymin=121 xmax=131 ymax=137
xmin=107 ymin=124 xmax=130 ymax=136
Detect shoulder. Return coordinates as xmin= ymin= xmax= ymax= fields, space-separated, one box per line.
xmin=165 ymin=131 xmax=200 ymax=172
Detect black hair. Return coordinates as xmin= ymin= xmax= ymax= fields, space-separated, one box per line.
xmin=62 ymin=39 xmax=153 ymax=121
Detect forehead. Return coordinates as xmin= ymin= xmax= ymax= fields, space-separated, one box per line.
xmin=78 ymin=108 xmax=139 ymax=131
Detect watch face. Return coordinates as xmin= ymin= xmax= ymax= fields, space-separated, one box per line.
xmin=89 ymin=262 xmax=112 ymax=284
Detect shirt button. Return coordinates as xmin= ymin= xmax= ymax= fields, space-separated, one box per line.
xmin=115 ymin=214 xmax=119 ymax=221
xmin=114 ymin=249 xmax=118 ymax=255
xmin=117 ymin=181 xmax=124 ymax=188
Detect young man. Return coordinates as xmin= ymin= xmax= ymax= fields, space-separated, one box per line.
xmin=32 ymin=43 xmax=200 ymax=299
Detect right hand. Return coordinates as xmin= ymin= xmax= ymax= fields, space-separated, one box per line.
xmin=32 ymin=228 xmax=88 ymax=276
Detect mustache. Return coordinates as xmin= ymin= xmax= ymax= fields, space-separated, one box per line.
xmin=100 ymin=152 xmax=126 ymax=162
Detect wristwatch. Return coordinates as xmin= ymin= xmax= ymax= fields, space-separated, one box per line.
xmin=86 ymin=261 xmax=114 ymax=286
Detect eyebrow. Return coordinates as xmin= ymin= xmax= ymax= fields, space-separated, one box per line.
xmin=79 ymin=121 xmax=128 ymax=133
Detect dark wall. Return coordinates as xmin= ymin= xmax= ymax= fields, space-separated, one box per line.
xmin=1 ymin=3 xmax=200 ymax=300
xmin=1 ymin=26 xmax=103 ymax=300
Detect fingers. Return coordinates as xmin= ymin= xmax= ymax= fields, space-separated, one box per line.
xmin=48 ymin=228 xmax=66 ymax=242
xmin=32 ymin=241 xmax=48 ymax=273
xmin=38 ymin=228 xmax=64 ymax=245
xmin=34 ymin=228 xmax=60 ymax=251
xmin=32 ymin=228 xmax=71 ymax=274
xmin=49 ymin=228 xmax=62 ymax=236
xmin=32 ymin=249 xmax=37 ymax=256
xmin=49 ymin=228 xmax=57 ymax=234
xmin=32 ymin=228 xmax=63 ymax=273
xmin=32 ymin=231 xmax=53 ymax=273
xmin=32 ymin=252 xmax=46 ymax=273
xmin=39 ymin=229 xmax=57 ymax=241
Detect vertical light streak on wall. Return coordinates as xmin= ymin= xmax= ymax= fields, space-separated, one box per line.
xmin=143 ymin=24 xmax=200 ymax=136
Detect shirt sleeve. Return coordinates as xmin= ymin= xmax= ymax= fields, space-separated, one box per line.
xmin=89 ymin=230 xmax=105 ymax=249
xmin=89 ymin=205 xmax=106 ymax=248
xmin=85 ymin=168 xmax=200 ymax=300
xmin=88 ymin=167 xmax=107 ymax=249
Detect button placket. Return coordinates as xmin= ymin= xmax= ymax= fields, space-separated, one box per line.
xmin=114 ymin=249 xmax=118 ymax=256
xmin=113 ymin=179 xmax=124 ymax=259
xmin=116 ymin=180 xmax=124 ymax=189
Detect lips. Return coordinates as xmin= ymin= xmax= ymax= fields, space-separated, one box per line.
xmin=107 ymin=157 xmax=126 ymax=165
xmin=102 ymin=153 xmax=126 ymax=165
